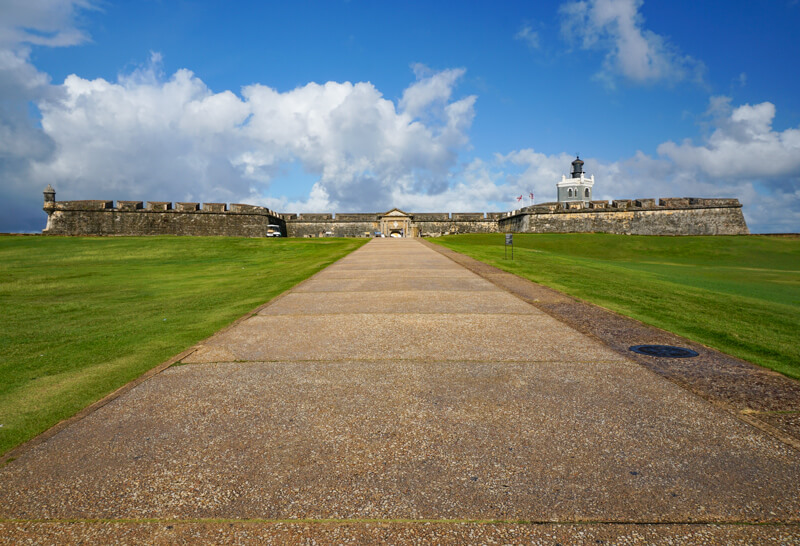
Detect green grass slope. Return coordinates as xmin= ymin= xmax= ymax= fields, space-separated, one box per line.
xmin=430 ymin=233 xmax=800 ymax=379
xmin=0 ymin=236 xmax=366 ymax=455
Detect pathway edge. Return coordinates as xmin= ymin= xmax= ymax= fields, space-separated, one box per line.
xmin=0 ymin=243 xmax=367 ymax=465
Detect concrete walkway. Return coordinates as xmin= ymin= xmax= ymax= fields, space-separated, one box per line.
xmin=1 ymin=238 xmax=799 ymax=544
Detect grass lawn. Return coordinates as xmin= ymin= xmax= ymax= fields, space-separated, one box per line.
xmin=0 ymin=235 xmax=366 ymax=455
xmin=429 ymin=233 xmax=800 ymax=380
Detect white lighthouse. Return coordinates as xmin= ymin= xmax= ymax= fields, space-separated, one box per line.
xmin=557 ymin=156 xmax=594 ymax=204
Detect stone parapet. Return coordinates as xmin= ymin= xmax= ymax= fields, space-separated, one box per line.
xmin=659 ymin=198 xmax=690 ymax=208
xmin=54 ymin=200 xmax=114 ymax=211
xmin=334 ymin=213 xmax=378 ymax=221
xmin=117 ymin=201 xmax=143 ymax=211
xmin=229 ymin=204 xmax=262 ymax=213
xmin=689 ymin=197 xmax=741 ymax=207
xmin=146 ymin=201 xmax=172 ymax=211
xmin=413 ymin=213 xmax=450 ymax=221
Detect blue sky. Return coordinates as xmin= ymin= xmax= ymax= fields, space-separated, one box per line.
xmin=2 ymin=0 xmax=799 ymax=232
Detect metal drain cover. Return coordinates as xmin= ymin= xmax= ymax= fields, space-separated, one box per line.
xmin=629 ymin=345 xmax=699 ymax=358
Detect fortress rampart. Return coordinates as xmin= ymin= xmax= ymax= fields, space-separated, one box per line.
xmin=42 ymin=195 xmax=286 ymax=237
xmin=42 ymin=187 xmax=749 ymax=237
xmin=500 ymin=198 xmax=749 ymax=235
xmin=283 ymin=212 xmax=501 ymax=238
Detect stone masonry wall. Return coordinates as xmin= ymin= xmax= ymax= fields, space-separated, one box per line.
xmin=498 ymin=199 xmax=749 ymax=235
xmin=406 ymin=212 xmax=501 ymax=237
xmin=42 ymin=195 xmax=749 ymax=237
xmin=286 ymin=219 xmax=378 ymax=238
xmin=43 ymin=200 xmax=286 ymax=237
xmin=284 ymin=213 xmax=502 ymax=237
xmin=415 ymin=219 xmax=499 ymax=237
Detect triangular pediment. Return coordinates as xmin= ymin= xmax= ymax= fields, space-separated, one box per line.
xmin=381 ymin=208 xmax=410 ymax=217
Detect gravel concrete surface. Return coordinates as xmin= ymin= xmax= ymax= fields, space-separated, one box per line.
xmin=1 ymin=238 xmax=798 ymax=544
xmin=1 ymin=522 xmax=799 ymax=545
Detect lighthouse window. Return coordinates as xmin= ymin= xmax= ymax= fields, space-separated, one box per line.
xmin=585 ymin=188 xmax=590 ymax=197
xmin=568 ymin=189 xmax=573 ymax=197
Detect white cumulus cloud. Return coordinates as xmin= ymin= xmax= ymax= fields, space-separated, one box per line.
xmin=0 ymin=0 xmax=95 ymax=48
xmin=399 ymin=64 xmax=468 ymax=120
xmin=0 ymin=0 xmax=480 ymax=231
xmin=0 ymin=0 xmax=97 ymax=231
xmin=658 ymin=98 xmax=800 ymax=179
xmin=560 ymin=0 xmax=705 ymax=86
xmin=29 ymin=58 xmax=477 ymax=216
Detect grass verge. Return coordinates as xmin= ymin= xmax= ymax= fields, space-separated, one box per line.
xmin=429 ymin=233 xmax=800 ymax=379
xmin=0 ymin=235 xmax=366 ymax=455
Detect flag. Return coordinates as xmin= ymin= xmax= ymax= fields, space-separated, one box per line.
xmin=529 ymin=192 xmax=534 ymax=200
xmin=516 ymin=195 xmax=523 ymax=202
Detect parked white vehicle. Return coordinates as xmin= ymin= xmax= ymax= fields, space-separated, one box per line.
xmin=266 ymin=224 xmax=282 ymax=237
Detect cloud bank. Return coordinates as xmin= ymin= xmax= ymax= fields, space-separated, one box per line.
xmin=4 ymin=47 xmax=478 ymax=230
xmin=37 ymin=58 xmax=476 ymax=213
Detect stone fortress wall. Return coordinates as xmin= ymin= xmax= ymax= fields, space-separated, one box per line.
xmin=501 ymin=198 xmax=749 ymax=236
xmin=283 ymin=212 xmax=502 ymax=238
xmin=42 ymin=187 xmax=749 ymax=237
xmin=283 ymin=213 xmax=374 ymax=238
xmin=42 ymin=195 xmax=286 ymax=237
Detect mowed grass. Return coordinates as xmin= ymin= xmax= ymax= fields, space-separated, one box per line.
xmin=0 ymin=235 xmax=366 ymax=455
xmin=430 ymin=233 xmax=800 ymax=379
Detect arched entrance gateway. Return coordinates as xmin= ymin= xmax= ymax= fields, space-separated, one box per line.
xmin=379 ymin=208 xmax=413 ymax=237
